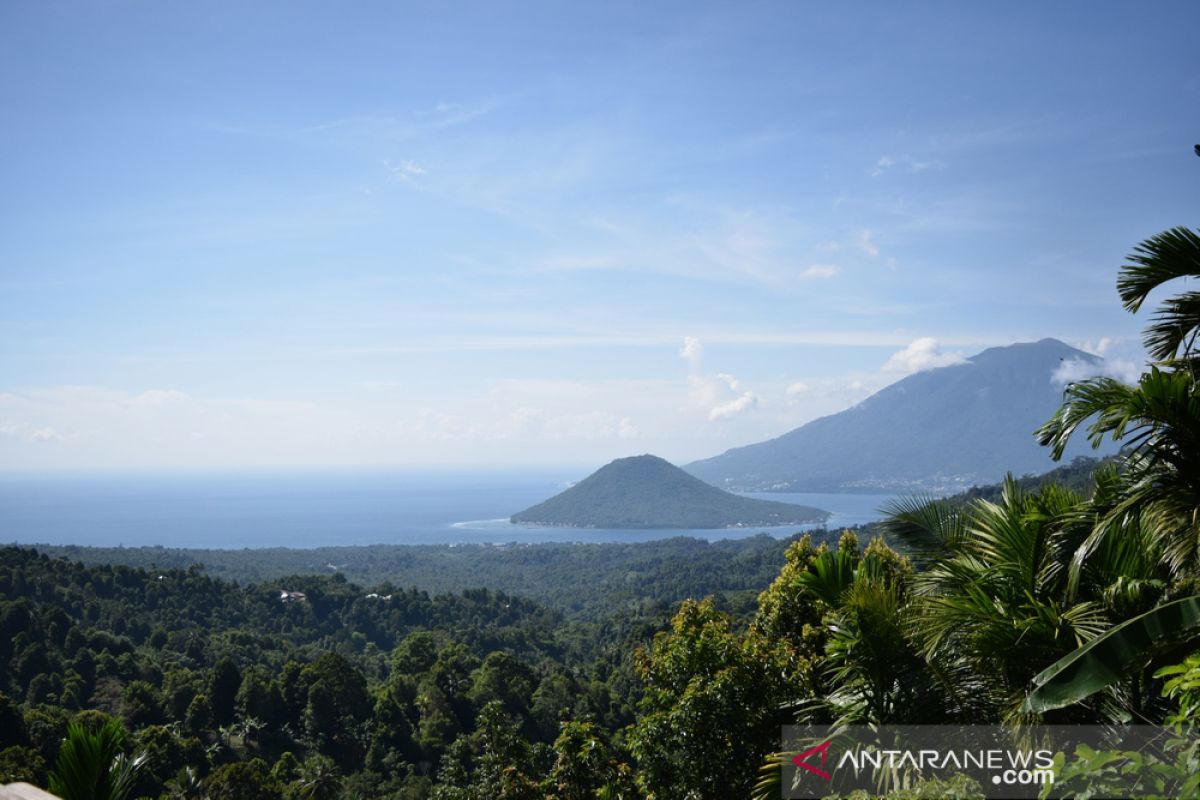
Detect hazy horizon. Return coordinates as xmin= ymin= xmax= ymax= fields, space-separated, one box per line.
xmin=3 ymin=1 xmax=1198 ymax=471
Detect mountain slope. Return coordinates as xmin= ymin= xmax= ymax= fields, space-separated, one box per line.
xmin=686 ymin=339 xmax=1119 ymax=493
xmin=511 ymin=454 xmax=829 ymax=529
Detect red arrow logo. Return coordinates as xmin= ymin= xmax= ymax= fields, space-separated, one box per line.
xmin=792 ymin=740 xmax=833 ymax=781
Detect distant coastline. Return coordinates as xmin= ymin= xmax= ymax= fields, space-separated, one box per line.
xmin=0 ymin=469 xmax=890 ymax=548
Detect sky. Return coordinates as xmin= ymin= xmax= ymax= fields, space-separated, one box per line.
xmin=1 ymin=1 xmax=1198 ymax=471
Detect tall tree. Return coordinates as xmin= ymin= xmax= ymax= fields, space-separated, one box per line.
xmin=1038 ymin=225 xmax=1200 ymax=577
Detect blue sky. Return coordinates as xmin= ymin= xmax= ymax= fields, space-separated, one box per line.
xmin=2 ymin=1 xmax=1198 ymax=469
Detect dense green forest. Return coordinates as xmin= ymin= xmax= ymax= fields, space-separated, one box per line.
xmin=31 ymin=532 xmax=844 ymax=622
xmin=3 ymin=223 xmax=1200 ymax=799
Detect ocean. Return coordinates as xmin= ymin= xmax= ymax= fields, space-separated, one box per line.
xmin=0 ymin=469 xmax=898 ymax=550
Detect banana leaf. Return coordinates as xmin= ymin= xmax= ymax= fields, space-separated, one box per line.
xmin=1023 ymin=595 xmax=1200 ymax=713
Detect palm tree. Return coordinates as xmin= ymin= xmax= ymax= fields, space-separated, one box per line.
xmin=48 ymin=718 xmax=146 ymax=800
xmin=1037 ymin=225 xmax=1200 ymax=577
xmin=165 ymin=766 xmax=204 ymax=800
xmin=295 ymin=754 xmax=341 ymax=800
xmin=1116 ymin=226 xmax=1200 ymax=370
xmin=1022 ymin=220 xmax=1200 ymax=713
xmin=893 ymin=480 xmax=1111 ymax=722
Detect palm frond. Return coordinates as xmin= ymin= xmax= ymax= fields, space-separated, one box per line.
xmin=796 ymin=547 xmax=857 ymax=608
xmin=48 ymin=718 xmax=139 ymax=800
xmin=1117 ymin=226 xmax=1200 ymax=316
xmin=878 ymin=494 xmax=966 ymax=553
xmin=750 ymin=752 xmax=786 ymax=800
xmin=1144 ymin=290 xmax=1200 ymax=365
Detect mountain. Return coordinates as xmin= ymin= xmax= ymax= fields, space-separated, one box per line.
xmin=686 ymin=338 xmax=1120 ymax=493
xmin=511 ymin=454 xmax=829 ymax=529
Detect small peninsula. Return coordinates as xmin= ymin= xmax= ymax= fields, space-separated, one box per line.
xmin=511 ymin=454 xmax=830 ymax=529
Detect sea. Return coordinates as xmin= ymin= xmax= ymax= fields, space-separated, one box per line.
xmin=0 ymin=469 xmax=899 ymax=550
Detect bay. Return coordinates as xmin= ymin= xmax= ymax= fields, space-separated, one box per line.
xmin=0 ymin=469 xmax=898 ymax=550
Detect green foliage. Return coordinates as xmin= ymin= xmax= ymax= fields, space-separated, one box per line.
xmin=512 ymin=453 xmax=828 ymax=529
xmin=34 ymin=531 xmax=830 ymax=623
xmin=202 ymin=757 xmax=283 ymax=800
xmin=0 ymin=745 xmax=48 ymax=786
xmin=289 ymin=754 xmax=341 ymax=800
xmin=210 ymin=657 xmax=242 ymax=727
xmin=1024 ymin=597 xmax=1200 ymax=713
xmin=911 ymin=479 xmax=1111 ymax=721
xmin=1157 ymin=650 xmax=1200 ymax=727
xmin=1038 ymin=226 xmax=1200 ymax=579
xmin=1115 ymin=225 xmax=1200 ymax=365
xmin=1037 ymin=653 xmax=1200 ymax=799
xmin=547 ymin=720 xmax=620 ymax=800
xmin=629 ymin=597 xmax=788 ymax=800
xmin=48 ymin=717 xmax=145 ymax=800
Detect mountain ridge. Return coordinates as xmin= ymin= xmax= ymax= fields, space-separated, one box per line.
xmin=685 ymin=338 xmax=1118 ymax=493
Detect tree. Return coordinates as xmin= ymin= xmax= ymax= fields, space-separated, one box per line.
xmin=819 ymin=539 xmax=933 ymax=725
xmin=291 ymin=754 xmax=342 ymax=800
xmin=1038 ymin=225 xmax=1200 ymax=577
xmin=1025 ymin=220 xmax=1200 ymax=712
xmin=629 ymin=597 xmax=788 ymax=800
xmin=431 ymin=702 xmax=539 ymax=800
xmin=467 ymin=651 xmax=536 ymax=721
xmin=391 ymin=631 xmax=438 ymax=676
xmin=235 ymin=666 xmax=280 ymax=726
xmin=905 ymin=480 xmax=1109 ymax=722
xmin=1116 ymin=226 xmax=1200 ymax=370
xmin=547 ymin=720 xmax=622 ymax=800
xmin=0 ymin=746 xmax=47 ymax=786
xmin=48 ymin=718 xmax=145 ymax=800
xmin=301 ymin=653 xmax=371 ymax=769
xmin=209 ymin=657 xmax=242 ymax=727
xmin=201 ymin=758 xmax=283 ymax=800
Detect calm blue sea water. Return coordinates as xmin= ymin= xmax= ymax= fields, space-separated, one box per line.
xmin=0 ymin=469 xmax=898 ymax=550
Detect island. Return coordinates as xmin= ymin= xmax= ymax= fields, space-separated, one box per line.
xmin=511 ymin=454 xmax=830 ymax=529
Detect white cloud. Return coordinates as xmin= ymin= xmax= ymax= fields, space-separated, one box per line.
xmin=883 ymin=337 xmax=968 ymax=374
xmin=786 ymin=381 xmax=810 ymax=396
xmin=686 ymin=372 xmax=758 ymax=422
xmin=129 ymin=389 xmax=190 ymax=407
xmin=1053 ymin=358 xmax=1141 ymax=386
xmin=857 ymin=229 xmax=879 ymax=258
xmin=1073 ymin=336 xmax=1120 ymax=357
xmin=871 ymin=154 xmax=940 ymax=176
xmin=679 ymin=336 xmax=704 ymax=368
xmin=709 ymin=393 xmax=757 ymax=421
xmin=799 ymin=264 xmax=840 ymax=279
xmin=0 ymin=422 xmax=62 ymax=442
xmin=360 ymin=380 xmax=403 ymax=391
xmin=419 ymin=98 xmax=500 ymax=128
xmin=1058 ymin=337 xmax=1146 ymax=384
xmin=870 ymin=156 xmax=896 ymax=177
xmin=382 ymin=158 xmax=427 ymax=182
xmin=707 ymin=373 xmax=757 ymax=421
xmin=542 ymin=411 xmax=641 ymax=441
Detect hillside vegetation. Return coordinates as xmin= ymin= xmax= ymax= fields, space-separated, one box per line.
xmin=511 ymin=454 xmax=827 ymax=528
